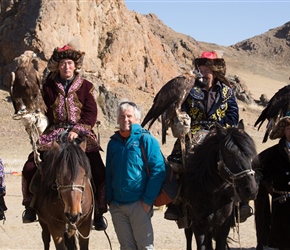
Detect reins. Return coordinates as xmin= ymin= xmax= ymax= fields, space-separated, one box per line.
xmin=50 ymin=178 xmax=94 ymax=241
xmin=217 ymin=151 xmax=255 ymax=249
xmin=13 ymin=112 xmax=43 ymax=169
xmin=217 ymin=152 xmax=255 ymax=182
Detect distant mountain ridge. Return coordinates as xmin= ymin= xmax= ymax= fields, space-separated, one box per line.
xmin=0 ymin=0 xmax=289 ymax=124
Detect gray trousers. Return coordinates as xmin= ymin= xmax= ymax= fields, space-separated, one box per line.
xmin=110 ymin=201 xmax=154 ymax=250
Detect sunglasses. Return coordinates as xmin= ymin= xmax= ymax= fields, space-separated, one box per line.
xmin=120 ymin=101 xmax=139 ymax=110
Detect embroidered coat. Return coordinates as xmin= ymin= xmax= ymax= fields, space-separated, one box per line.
xmin=38 ymin=73 xmax=99 ymax=152
xmin=253 ymin=137 xmax=290 ymax=248
xmin=182 ymin=81 xmax=239 ymax=134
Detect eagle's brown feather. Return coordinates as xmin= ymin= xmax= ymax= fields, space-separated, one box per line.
xmin=254 ymin=84 xmax=290 ymax=143
xmin=10 ymin=51 xmax=46 ymax=114
xmin=141 ymin=71 xmax=197 ymax=144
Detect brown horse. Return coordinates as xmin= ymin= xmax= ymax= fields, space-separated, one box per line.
xmin=33 ymin=139 xmax=94 ymax=250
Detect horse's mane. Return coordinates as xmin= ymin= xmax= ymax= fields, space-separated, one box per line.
xmin=186 ymin=126 xmax=256 ymax=193
xmin=40 ymin=142 xmax=91 ymax=199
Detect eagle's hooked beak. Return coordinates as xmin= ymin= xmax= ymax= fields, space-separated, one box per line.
xmin=193 ymin=70 xmax=203 ymax=83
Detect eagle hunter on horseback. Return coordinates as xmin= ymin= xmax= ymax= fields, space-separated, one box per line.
xmin=142 ymin=50 xmax=254 ymax=228
xmin=253 ymin=84 xmax=290 ymax=250
xmin=21 ymin=41 xmax=107 ymax=231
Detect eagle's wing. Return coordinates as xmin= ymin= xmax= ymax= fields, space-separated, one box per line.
xmin=141 ymin=73 xmax=195 ymax=129
xmin=10 ymin=52 xmax=47 ymax=114
xmin=254 ymin=84 xmax=290 ymax=142
xmin=141 ymin=72 xmax=196 ymax=144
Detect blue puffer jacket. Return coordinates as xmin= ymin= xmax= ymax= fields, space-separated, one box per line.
xmin=106 ymin=124 xmax=166 ymax=206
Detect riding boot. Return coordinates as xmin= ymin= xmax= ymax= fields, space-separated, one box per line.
xmin=86 ymin=151 xmax=108 ymax=231
xmin=236 ymin=202 xmax=253 ymax=223
xmin=21 ymin=152 xmax=38 ymax=223
xmin=93 ymin=199 xmax=107 ymax=231
xmin=164 ymin=202 xmax=182 ymax=221
xmin=22 ymin=175 xmax=37 ymax=223
xmin=22 ymin=206 xmax=37 ymax=223
xmin=93 ymin=214 xmax=107 ymax=231
xmin=0 ymin=195 xmax=7 ymax=221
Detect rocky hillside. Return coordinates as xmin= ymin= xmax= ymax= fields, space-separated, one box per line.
xmin=0 ymin=0 xmax=289 ymax=126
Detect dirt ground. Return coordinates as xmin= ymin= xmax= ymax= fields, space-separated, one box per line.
xmin=0 ymin=74 xmax=286 ymax=249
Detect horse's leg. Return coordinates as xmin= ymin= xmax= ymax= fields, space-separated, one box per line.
xmin=192 ymin=226 xmax=208 ymax=250
xmin=204 ymin=232 xmax=213 ymax=250
xmin=214 ymin=223 xmax=231 ymax=250
xmin=64 ymin=232 xmax=77 ymax=250
xmin=39 ymin=220 xmax=51 ymax=250
xmin=254 ymin=180 xmax=271 ymax=250
xmin=185 ymin=227 xmax=193 ymax=250
xmin=48 ymin=226 xmax=67 ymax=250
xmin=79 ymin=238 xmax=89 ymax=250
xmin=78 ymin=218 xmax=92 ymax=250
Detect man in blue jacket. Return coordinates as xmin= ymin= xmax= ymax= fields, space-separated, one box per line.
xmin=106 ymin=101 xmax=166 ymax=250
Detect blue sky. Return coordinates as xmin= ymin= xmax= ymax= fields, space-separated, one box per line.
xmin=124 ymin=0 xmax=290 ymax=46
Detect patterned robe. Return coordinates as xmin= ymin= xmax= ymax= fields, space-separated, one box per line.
xmin=171 ymin=81 xmax=239 ymax=153
xmin=182 ymin=81 xmax=239 ymax=133
xmin=254 ymin=137 xmax=290 ymax=248
xmin=39 ymin=73 xmax=99 ymax=152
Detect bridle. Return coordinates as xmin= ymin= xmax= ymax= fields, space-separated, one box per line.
xmin=53 ymin=175 xmax=93 ymax=240
xmin=55 ymin=177 xmax=87 ymax=199
xmin=217 ymin=151 xmax=255 ymax=185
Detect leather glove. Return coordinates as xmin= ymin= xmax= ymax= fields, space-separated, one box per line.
xmin=171 ymin=112 xmax=191 ymax=138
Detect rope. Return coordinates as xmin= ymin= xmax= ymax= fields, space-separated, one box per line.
xmin=232 ymin=182 xmax=242 ymax=249
xmin=13 ymin=112 xmax=42 ymax=169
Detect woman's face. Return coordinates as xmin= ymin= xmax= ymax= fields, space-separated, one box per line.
xmin=58 ymin=59 xmax=76 ymax=80
xmin=198 ymin=65 xmax=215 ymax=89
xmin=117 ymin=106 xmax=139 ymax=132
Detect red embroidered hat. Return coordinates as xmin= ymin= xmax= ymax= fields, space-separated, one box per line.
xmin=47 ymin=42 xmax=85 ymax=73
xmin=194 ymin=50 xmax=230 ymax=86
xmin=201 ymin=51 xmax=217 ymax=59
xmin=194 ymin=51 xmax=226 ymax=76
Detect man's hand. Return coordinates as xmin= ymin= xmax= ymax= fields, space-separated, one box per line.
xmin=141 ymin=201 xmax=151 ymax=213
xmin=67 ymin=131 xmax=78 ymax=142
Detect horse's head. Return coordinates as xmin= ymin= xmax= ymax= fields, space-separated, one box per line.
xmin=216 ymin=121 xmax=258 ymax=202
xmin=52 ymin=139 xmax=92 ymax=224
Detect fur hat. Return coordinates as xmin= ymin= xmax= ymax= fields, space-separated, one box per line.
xmin=47 ymin=44 xmax=85 ymax=73
xmin=269 ymin=116 xmax=290 ymax=140
xmin=194 ymin=51 xmax=230 ymax=86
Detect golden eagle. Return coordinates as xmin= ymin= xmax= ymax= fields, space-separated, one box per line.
xmin=141 ymin=71 xmax=199 ymax=142
xmin=10 ymin=51 xmax=46 ymax=114
xmin=254 ymin=84 xmax=290 ymax=143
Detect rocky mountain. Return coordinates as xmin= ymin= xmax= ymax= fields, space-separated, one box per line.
xmin=0 ymin=0 xmax=289 ymax=126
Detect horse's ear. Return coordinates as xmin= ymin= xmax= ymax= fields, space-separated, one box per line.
xmin=79 ymin=138 xmax=87 ymax=152
xmin=214 ymin=122 xmax=225 ymax=136
xmin=51 ymin=141 xmax=61 ymax=151
xmin=237 ymin=119 xmax=245 ymax=130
